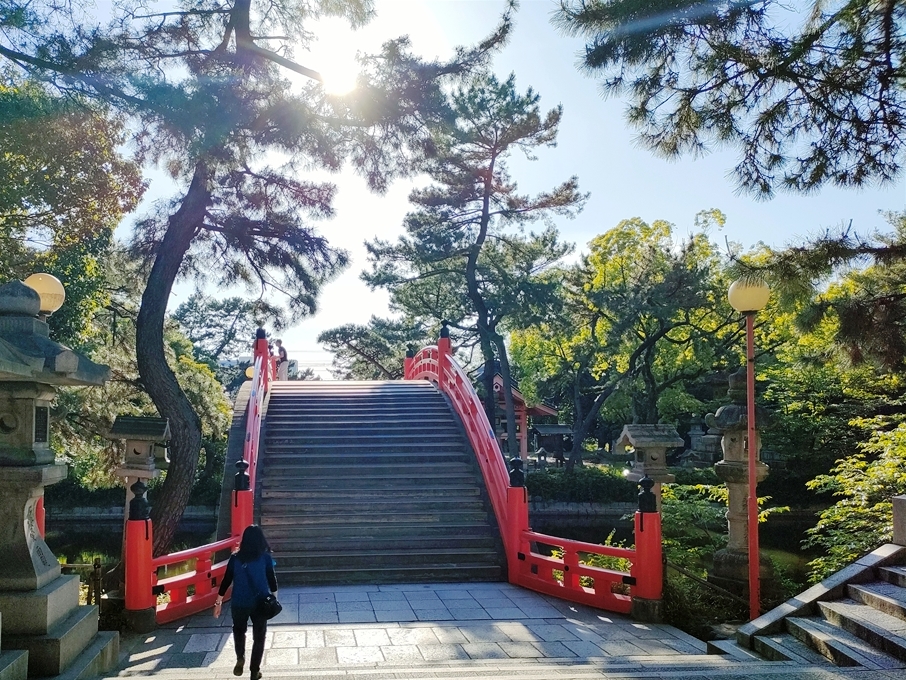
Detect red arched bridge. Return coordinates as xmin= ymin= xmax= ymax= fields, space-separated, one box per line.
xmin=122 ymin=329 xmax=663 ymax=627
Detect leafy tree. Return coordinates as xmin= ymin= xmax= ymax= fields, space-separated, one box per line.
xmin=173 ymin=294 xmax=269 ymax=366
xmin=318 ymin=317 xmax=432 ymax=380
xmin=0 ymin=82 xmax=144 ymax=344
xmin=762 ymin=213 xmax=906 ymax=372
xmin=758 ymin=299 xmax=906 ymax=507
xmin=555 ymin=0 xmax=906 ymax=196
xmin=53 ymin=250 xmax=231 ymax=493
xmin=804 ymin=422 xmax=906 ymax=581
xmin=364 ymin=72 xmax=582 ymax=453
xmin=512 ymin=216 xmax=739 ymax=469
xmin=1 ymin=0 xmax=511 ymax=552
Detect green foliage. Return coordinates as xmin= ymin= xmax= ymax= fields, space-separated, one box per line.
xmin=555 ymin=0 xmax=906 ymax=196
xmin=53 ymin=250 xmax=231 ymax=490
xmin=661 ymin=483 xmax=728 ymax=568
xmin=804 ymin=422 xmax=906 ymax=582
xmin=319 ymin=316 xmax=433 ymax=380
xmin=512 ymin=216 xmax=738 ymax=467
xmin=0 ymin=81 xmax=144 ymax=345
xmin=525 ymin=466 xmax=636 ymax=503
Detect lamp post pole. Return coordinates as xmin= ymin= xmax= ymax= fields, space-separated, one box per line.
xmin=727 ymin=278 xmax=770 ymax=622
xmin=745 ymin=310 xmax=759 ymax=620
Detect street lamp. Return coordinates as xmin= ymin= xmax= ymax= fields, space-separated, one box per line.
xmin=728 ymin=278 xmax=770 ymax=620
xmin=23 ymin=273 xmax=66 ymax=318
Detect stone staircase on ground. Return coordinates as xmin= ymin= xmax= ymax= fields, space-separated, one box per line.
xmin=709 ymin=543 xmax=906 ymax=671
xmin=257 ymin=380 xmax=506 ymax=585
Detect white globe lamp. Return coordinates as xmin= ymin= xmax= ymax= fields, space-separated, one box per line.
xmin=23 ymin=273 xmax=66 ymax=316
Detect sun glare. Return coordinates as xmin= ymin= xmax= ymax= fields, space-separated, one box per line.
xmin=310 ymin=18 xmax=361 ymax=95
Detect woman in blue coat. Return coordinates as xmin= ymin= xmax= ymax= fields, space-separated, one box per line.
xmin=214 ymin=525 xmax=278 ymax=680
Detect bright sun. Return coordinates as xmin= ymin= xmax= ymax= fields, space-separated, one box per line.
xmin=310 ymin=18 xmax=360 ymax=95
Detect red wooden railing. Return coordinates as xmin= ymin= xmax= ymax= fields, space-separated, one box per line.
xmin=124 ymin=331 xmax=275 ymax=625
xmin=405 ymin=331 xmax=663 ymax=617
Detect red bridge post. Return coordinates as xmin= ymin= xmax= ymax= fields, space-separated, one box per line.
xmin=437 ymin=321 xmax=450 ymax=383
xmin=630 ymin=477 xmax=664 ymax=622
xmin=124 ymin=480 xmax=157 ymax=632
xmin=231 ymin=459 xmax=253 ymax=537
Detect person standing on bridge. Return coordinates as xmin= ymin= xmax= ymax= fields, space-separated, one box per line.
xmin=213 ymin=525 xmax=279 ymax=680
xmin=275 ymin=339 xmax=289 ymax=381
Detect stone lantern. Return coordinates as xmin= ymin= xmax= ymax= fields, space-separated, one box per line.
xmin=616 ymin=424 xmax=681 ymax=511
xmin=110 ymin=415 xmax=171 ymax=514
xmin=0 ymin=278 xmax=116 ymax=678
xmin=706 ymin=369 xmax=773 ymax=594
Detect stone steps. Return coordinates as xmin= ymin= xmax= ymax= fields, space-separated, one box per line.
xmin=256 ymin=380 xmax=505 ymax=586
xmin=274 ymin=563 xmax=505 ymax=585
xmin=0 ymin=612 xmax=26 ymax=680
xmin=732 ymin=544 xmax=906 ymax=669
xmin=0 ymin=652 xmax=27 ymax=680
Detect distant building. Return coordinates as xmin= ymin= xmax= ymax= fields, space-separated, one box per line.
xmin=476 ymin=363 xmax=558 ymax=460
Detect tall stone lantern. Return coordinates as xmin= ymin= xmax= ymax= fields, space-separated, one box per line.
xmin=707 ymin=369 xmax=773 ymax=595
xmin=0 ymin=278 xmax=115 ymax=678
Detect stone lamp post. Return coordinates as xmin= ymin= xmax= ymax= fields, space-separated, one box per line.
xmin=616 ymin=424 xmax=681 ymax=512
xmin=0 ymin=278 xmax=116 ymax=678
xmin=707 ymin=369 xmax=772 ymax=600
xmin=111 ymin=415 xmax=171 ymax=503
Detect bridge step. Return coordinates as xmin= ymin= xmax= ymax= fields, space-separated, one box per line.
xmin=273 ymin=564 xmax=504 ymax=585
xmin=257 ymin=380 xmax=505 ymax=586
xmin=261 ymin=471 xmax=481 ymax=486
xmin=261 ymin=486 xmax=482 ymax=499
xmin=262 ymin=522 xmax=498 ymax=540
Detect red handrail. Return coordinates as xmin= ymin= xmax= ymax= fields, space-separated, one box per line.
xmin=405 ymin=336 xmax=663 ymax=617
xmin=406 ymin=341 xmax=512 ymax=554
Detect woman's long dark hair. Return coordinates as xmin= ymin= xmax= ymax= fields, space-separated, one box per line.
xmin=237 ymin=525 xmax=271 ymax=562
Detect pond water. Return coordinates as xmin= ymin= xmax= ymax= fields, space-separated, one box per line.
xmin=45 ymin=521 xmax=215 ymax=566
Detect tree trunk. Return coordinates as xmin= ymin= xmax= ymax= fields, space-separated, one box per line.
xmin=137 ymin=163 xmax=212 ymax=555
xmin=566 ymin=382 xmax=613 ymax=473
xmin=493 ymin=333 xmax=519 ymax=457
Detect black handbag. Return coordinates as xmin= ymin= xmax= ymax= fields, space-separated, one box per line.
xmin=240 ymin=557 xmax=283 ymax=620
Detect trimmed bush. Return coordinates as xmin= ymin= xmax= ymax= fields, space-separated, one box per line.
xmin=526 ymin=466 xmax=636 ymax=503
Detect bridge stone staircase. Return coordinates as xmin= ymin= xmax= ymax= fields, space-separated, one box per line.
xmin=256 ymin=380 xmax=506 ymax=585
xmin=710 ymin=543 xmax=906 ymax=670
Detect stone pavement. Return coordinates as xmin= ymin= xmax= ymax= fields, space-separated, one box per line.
xmin=102 ymin=582 xmax=904 ymax=680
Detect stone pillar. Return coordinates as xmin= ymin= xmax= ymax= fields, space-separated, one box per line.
xmin=0 ymin=464 xmax=66 ymax=591
xmin=893 ymin=495 xmax=906 ymax=547
xmin=707 ymin=369 xmax=773 ymax=595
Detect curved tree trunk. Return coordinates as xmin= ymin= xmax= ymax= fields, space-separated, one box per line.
xmin=137 ymin=163 xmax=212 ymax=555
xmin=492 ymin=333 xmax=519 ymax=457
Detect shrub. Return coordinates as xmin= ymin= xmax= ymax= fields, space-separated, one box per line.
xmin=526 ymin=466 xmax=636 ymax=503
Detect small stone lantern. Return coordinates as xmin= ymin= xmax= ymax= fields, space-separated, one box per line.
xmin=110 ymin=415 xmax=171 ymax=471
xmin=110 ymin=415 xmax=170 ymax=510
xmin=616 ymin=424 xmax=681 ymax=511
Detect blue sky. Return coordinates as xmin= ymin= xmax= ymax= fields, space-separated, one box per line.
xmin=151 ymin=0 xmax=906 ymax=374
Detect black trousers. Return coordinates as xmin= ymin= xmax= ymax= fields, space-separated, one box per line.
xmin=231 ymin=605 xmax=267 ymax=673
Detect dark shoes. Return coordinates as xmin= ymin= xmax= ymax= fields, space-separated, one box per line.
xmin=233 ymin=658 xmax=244 ymax=676
xmin=250 ymin=672 xmax=262 ymax=680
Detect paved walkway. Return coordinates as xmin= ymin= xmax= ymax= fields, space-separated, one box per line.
xmin=103 ymin=582 xmax=902 ymax=679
